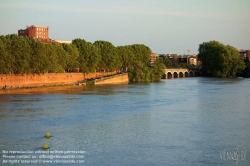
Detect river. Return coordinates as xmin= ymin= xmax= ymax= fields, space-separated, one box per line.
xmin=0 ymin=77 xmax=249 ymax=166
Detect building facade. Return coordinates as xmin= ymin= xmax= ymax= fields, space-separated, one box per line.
xmin=239 ymin=49 xmax=247 ymax=59
xmin=246 ymin=50 xmax=250 ymax=61
xmin=55 ymin=40 xmax=72 ymax=44
xmin=18 ymin=25 xmax=49 ymax=39
xmin=188 ymin=55 xmax=202 ymax=66
xmin=150 ymin=53 xmax=158 ymax=66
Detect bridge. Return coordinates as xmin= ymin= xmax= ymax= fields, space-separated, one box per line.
xmin=164 ymin=68 xmax=198 ymax=79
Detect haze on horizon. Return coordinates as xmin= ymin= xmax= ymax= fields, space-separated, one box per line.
xmin=0 ymin=0 xmax=249 ymax=55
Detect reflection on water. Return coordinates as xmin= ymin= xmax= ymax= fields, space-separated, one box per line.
xmin=0 ymin=77 xmax=250 ymax=165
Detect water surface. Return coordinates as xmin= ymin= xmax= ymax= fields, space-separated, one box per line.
xmin=0 ymin=77 xmax=250 ymax=165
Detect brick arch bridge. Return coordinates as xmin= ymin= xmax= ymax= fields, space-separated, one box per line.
xmin=164 ymin=68 xmax=198 ymax=79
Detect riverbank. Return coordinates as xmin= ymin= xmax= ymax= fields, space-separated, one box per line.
xmin=0 ymin=72 xmax=129 ymax=90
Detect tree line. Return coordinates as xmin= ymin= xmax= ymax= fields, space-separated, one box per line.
xmin=0 ymin=34 xmax=165 ymax=82
xmin=198 ymin=40 xmax=249 ymax=78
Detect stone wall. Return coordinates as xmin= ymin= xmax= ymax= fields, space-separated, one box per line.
xmin=95 ymin=73 xmax=129 ymax=85
xmin=0 ymin=72 xmax=117 ymax=88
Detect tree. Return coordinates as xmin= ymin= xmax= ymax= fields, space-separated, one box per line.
xmin=150 ymin=58 xmax=166 ymax=81
xmin=72 ymin=39 xmax=100 ymax=73
xmin=93 ymin=40 xmax=120 ymax=73
xmin=179 ymin=63 xmax=194 ymax=69
xmin=62 ymin=43 xmax=80 ymax=72
xmin=8 ymin=35 xmax=32 ymax=74
xmin=0 ymin=36 xmax=14 ymax=74
xmin=198 ymin=40 xmax=245 ymax=77
xmin=242 ymin=58 xmax=250 ymax=77
xmin=158 ymin=56 xmax=171 ymax=67
xmin=53 ymin=44 xmax=68 ymax=72
xmin=117 ymin=46 xmax=133 ymax=72
xmin=127 ymin=44 xmax=152 ymax=82
xmin=29 ymin=38 xmax=50 ymax=74
xmin=45 ymin=44 xmax=62 ymax=73
xmin=0 ymin=34 xmax=165 ymax=82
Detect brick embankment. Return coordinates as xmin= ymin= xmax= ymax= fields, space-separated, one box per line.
xmin=0 ymin=72 xmax=117 ymax=89
xmin=95 ymin=73 xmax=129 ymax=85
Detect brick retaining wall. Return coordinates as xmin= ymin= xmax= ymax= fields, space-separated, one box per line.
xmin=95 ymin=73 xmax=129 ymax=85
xmin=0 ymin=72 xmax=117 ymax=88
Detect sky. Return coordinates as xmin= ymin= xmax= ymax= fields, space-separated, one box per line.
xmin=0 ymin=0 xmax=249 ymax=54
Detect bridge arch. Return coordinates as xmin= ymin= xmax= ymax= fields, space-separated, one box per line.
xmin=167 ymin=72 xmax=173 ymax=79
xmin=164 ymin=68 xmax=198 ymax=79
xmin=179 ymin=72 xmax=184 ymax=78
xmin=173 ymin=72 xmax=179 ymax=78
xmin=189 ymin=70 xmax=198 ymax=77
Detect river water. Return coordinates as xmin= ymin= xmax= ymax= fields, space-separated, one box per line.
xmin=0 ymin=77 xmax=249 ymax=166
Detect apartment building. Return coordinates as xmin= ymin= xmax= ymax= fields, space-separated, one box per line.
xmin=18 ymin=25 xmax=49 ymax=39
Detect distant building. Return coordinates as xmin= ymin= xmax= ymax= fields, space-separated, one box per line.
xmin=34 ymin=38 xmax=59 ymax=44
xmin=188 ymin=55 xmax=201 ymax=66
xmin=18 ymin=25 xmax=49 ymax=39
xmin=178 ymin=55 xmax=188 ymax=64
xmin=55 ymin=40 xmax=72 ymax=44
xmin=246 ymin=50 xmax=250 ymax=61
xmin=150 ymin=53 xmax=158 ymax=66
xmin=167 ymin=54 xmax=179 ymax=67
xmin=159 ymin=53 xmax=181 ymax=67
xmin=238 ymin=49 xmax=250 ymax=61
xmin=188 ymin=56 xmax=197 ymax=65
xmin=239 ymin=49 xmax=246 ymax=58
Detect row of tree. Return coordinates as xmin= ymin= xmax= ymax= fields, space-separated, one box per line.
xmin=0 ymin=34 xmax=166 ymax=82
xmin=198 ymin=40 xmax=248 ymax=78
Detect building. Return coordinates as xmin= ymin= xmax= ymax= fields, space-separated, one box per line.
xmin=34 ymin=38 xmax=59 ymax=44
xmin=239 ymin=49 xmax=246 ymax=58
xmin=188 ymin=55 xmax=197 ymax=65
xmin=246 ymin=50 xmax=250 ymax=61
xmin=18 ymin=25 xmax=49 ymax=39
xmin=150 ymin=53 xmax=158 ymax=66
xmin=178 ymin=55 xmax=188 ymax=64
xmin=167 ymin=54 xmax=179 ymax=67
xmin=188 ymin=55 xmax=201 ymax=66
xmin=55 ymin=40 xmax=72 ymax=44
xmin=159 ymin=53 xmax=185 ymax=67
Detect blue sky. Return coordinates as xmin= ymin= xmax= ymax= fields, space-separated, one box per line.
xmin=0 ymin=0 xmax=249 ymax=54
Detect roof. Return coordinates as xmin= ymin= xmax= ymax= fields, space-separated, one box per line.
xmin=34 ymin=38 xmax=59 ymax=44
xmin=28 ymin=25 xmax=48 ymax=29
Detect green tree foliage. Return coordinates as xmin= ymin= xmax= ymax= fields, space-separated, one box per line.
xmin=242 ymin=58 xmax=250 ymax=77
xmin=6 ymin=34 xmax=32 ymax=74
xmin=45 ymin=44 xmax=62 ymax=73
xmin=150 ymin=58 xmax=166 ymax=82
xmin=0 ymin=36 xmax=14 ymax=74
xmin=29 ymin=39 xmax=50 ymax=74
xmin=0 ymin=35 xmax=165 ymax=82
xmin=117 ymin=46 xmax=133 ymax=72
xmin=62 ymin=43 xmax=80 ymax=72
xmin=72 ymin=39 xmax=100 ymax=73
xmin=179 ymin=63 xmax=194 ymax=69
xmin=93 ymin=40 xmax=120 ymax=72
xmin=158 ymin=56 xmax=171 ymax=67
xmin=127 ymin=44 xmax=152 ymax=82
xmin=53 ymin=44 xmax=68 ymax=72
xmin=198 ymin=40 xmax=245 ymax=77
